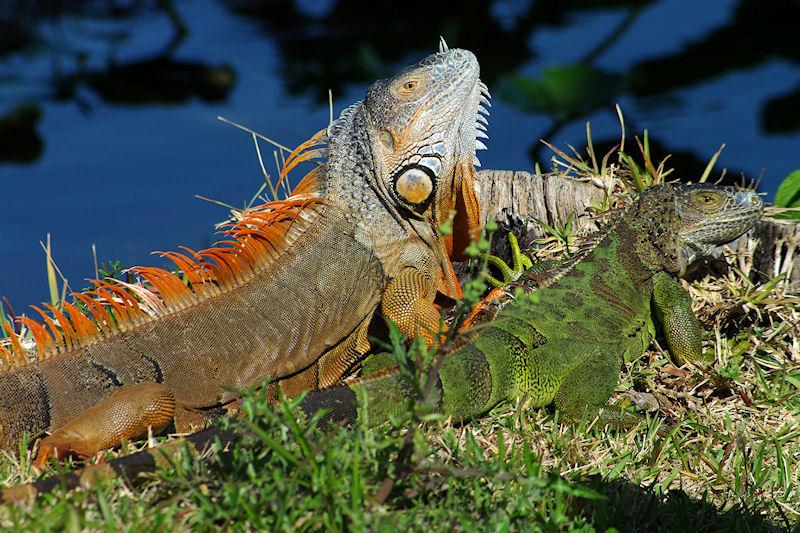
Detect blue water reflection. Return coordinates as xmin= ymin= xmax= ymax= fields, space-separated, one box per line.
xmin=1 ymin=0 xmax=797 ymax=307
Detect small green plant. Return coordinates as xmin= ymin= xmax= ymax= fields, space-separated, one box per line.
xmin=716 ymin=354 xmax=745 ymax=382
xmin=535 ymin=213 xmax=577 ymax=256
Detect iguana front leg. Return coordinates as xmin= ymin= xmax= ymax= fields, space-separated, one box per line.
xmin=35 ymin=382 xmax=177 ymax=468
xmin=462 ymin=233 xmax=531 ymax=329
xmin=381 ymin=267 xmax=443 ymax=345
xmin=651 ymin=272 xmax=709 ymax=367
xmin=482 ymin=233 xmax=532 ymax=288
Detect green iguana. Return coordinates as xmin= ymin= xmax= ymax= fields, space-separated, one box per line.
xmin=0 ymin=182 xmax=762 ymax=504
xmin=0 ymin=43 xmax=490 ymax=465
xmin=300 ymin=183 xmax=763 ymax=426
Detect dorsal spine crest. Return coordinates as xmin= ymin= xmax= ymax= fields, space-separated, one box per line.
xmin=0 ymin=131 xmax=330 ymax=369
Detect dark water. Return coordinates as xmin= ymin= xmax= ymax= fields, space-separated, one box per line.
xmin=1 ymin=0 xmax=798 ymax=307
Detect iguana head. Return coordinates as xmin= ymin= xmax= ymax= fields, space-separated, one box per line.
xmin=633 ymin=184 xmax=763 ymax=276
xmin=364 ymin=43 xmax=488 ymax=261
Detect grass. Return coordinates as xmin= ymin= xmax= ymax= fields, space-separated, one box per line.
xmin=0 ymin=122 xmax=798 ymax=531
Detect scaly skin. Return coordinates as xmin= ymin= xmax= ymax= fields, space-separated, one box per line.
xmin=0 ymin=183 xmax=762 ymax=504
xmin=0 ymin=44 xmax=489 ymax=465
xmin=299 ymin=183 xmax=763 ymax=425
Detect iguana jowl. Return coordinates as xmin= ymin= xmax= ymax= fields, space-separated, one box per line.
xmin=301 ymin=183 xmax=763 ymax=425
xmin=0 ymin=45 xmax=490 ymax=464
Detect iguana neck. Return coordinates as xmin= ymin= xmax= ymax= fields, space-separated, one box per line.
xmin=626 ymin=195 xmax=686 ymax=274
xmin=323 ymin=101 xmax=444 ymax=263
xmin=323 ymin=102 xmax=379 ymax=221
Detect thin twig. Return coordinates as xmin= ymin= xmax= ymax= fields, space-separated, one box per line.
xmin=252 ymin=133 xmax=278 ymax=202
xmin=217 ymin=115 xmax=293 ymax=154
xmin=39 ymin=237 xmax=72 ymax=303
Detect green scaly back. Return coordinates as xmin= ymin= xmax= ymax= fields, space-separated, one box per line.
xmin=299 ymin=183 xmax=763 ymax=425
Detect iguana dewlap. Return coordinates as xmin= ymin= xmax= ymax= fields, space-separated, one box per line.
xmin=0 ymin=44 xmax=490 ymax=465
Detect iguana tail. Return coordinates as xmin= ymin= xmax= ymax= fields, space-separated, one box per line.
xmin=0 ymin=326 xmax=521 ymax=505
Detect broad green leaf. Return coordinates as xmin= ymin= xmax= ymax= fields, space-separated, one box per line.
xmin=773 ymin=169 xmax=800 ymax=220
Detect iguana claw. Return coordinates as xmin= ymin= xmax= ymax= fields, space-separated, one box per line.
xmin=481 ymin=233 xmax=533 ymax=288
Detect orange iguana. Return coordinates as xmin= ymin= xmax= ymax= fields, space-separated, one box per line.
xmin=0 ymin=43 xmax=491 ymax=466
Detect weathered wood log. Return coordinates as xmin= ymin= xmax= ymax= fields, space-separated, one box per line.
xmin=475 ymin=169 xmax=604 ymax=243
xmin=476 ymin=169 xmax=800 ymax=287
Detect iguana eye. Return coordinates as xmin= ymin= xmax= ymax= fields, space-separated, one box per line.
xmin=692 ymin=191 xmax=723 ymax=211
xmin=396 ymin=78 xmax=423 ymax=97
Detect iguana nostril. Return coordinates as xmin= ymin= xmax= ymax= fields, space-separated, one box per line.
xmin=735 ymin=190 xmax=762 ymax=210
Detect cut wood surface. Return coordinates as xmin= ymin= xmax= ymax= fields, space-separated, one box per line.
xmin=475 ymin=169 xmax=604 ymax=238
xmin=476 ymin=169 xmax=800 ymax=288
